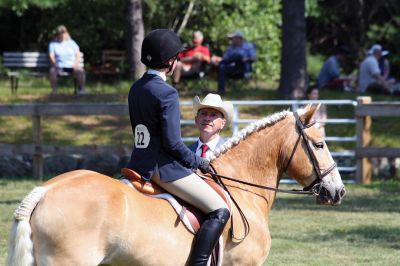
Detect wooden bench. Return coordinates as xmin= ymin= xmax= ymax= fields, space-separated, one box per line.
xmin=3 ymin=52 xmax=84 ymax=94
xmin=91 ymin=50 xmax=126 ymax=78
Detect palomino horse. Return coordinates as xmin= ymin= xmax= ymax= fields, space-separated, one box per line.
xmin=8 ymin=105 xmax=345 ymax=266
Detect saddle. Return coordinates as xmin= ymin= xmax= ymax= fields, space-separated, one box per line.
xmin=121 ymin=168 xmax=231 ymax=232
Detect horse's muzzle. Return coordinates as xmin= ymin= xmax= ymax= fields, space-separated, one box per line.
xmin=314 ymin=184 xmax=346 ymax=206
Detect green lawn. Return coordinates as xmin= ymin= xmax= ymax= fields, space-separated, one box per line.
xmin=267 ymin=181 xmax=400 ymax=265
xmin=1 ymin=179 xmax=399 ymax=265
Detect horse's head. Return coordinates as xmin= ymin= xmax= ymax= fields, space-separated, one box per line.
xmin=283 ymin=104 xmax=346 ymax=205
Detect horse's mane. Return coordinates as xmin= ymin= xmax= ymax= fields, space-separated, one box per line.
xmin=210 ymin=110 xmax=291 ymax=161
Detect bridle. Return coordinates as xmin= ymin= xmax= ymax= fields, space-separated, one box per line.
xmin=283 ymin=112 xmax=337 ymax=192
xmin=209 ymin=111 xmax=337 ymax=241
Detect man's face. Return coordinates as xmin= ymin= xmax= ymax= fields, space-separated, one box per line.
xmin=230 ymin=36 xmax=243 ymax=46
xmin=195 ymin=108 xmax=226 ymax=136
xmin=192 ymin=33 xmax=203 ymax=47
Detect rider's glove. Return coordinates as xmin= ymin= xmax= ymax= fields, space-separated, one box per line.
xmin=198 ymin=158 xmax=211 ymax=174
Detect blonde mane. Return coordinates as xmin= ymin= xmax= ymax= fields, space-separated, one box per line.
xmin=210 ymin=110 xmax=291 ymax=161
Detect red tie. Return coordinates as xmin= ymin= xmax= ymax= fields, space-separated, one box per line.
xmin=201 ymin=144 xmax=209 ymax=158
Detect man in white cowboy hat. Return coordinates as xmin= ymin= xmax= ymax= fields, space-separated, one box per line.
xmin=188 ymin=93 xmax=233 ymax=159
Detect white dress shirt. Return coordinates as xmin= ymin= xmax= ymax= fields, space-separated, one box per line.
xmin=195 ymin=136 xmax=221 ymax=160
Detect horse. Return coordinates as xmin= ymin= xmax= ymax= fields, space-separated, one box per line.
xmin=7 ymin=104 xmax=346 ymax=266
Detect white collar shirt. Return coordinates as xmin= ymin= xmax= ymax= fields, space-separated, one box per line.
xmin=195 ymin=136 xmax=221 ymax=160
xmin=147 ymin=69 xmax=167 ymax=81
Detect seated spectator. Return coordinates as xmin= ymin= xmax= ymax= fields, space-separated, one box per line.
xmin=48 ymin=25 xmax=86 ymax=95
xmin=212 ymin=30 xmax=256 ymax=95
xmin=358 ymin=44 xmax=392 ymax=94
xmin=172 ymin=31 xmax=211 ymax=87
xmin=317 ymin=46 xmax=354 ymax=91
xmin=305 ymin=85 xmax=327 ymax=136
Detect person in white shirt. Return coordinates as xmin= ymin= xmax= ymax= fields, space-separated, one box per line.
xmin=48 ymin=25 xmax=86 ymax=95
xmin=188 ymin=93 xmax=234 ymax=159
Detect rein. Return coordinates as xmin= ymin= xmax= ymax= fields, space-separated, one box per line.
xmin=210 ymin=111 xmax=337 ymax=242
xmin=210 ymin=171 xmax=315 ymax=195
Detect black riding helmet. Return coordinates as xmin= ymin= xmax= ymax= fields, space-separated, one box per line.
xmin=141 ymin=29 xmax=184 ymax=69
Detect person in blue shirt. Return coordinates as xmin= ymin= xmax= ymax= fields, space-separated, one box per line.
xmin=127 ymin=29 xmax=230 ymax=265
xmin=48 ymin=25 xmax=86 ymax=95
xmin=317 ymin=46 xmax=354 ymax=91
xmin=213 ymin=30 xmax=256 ymax=94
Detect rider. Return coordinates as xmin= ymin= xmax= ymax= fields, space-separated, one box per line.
xmin=127 ymin=29 xmax=230 ymax=265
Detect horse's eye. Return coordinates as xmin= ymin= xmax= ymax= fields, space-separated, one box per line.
xmin=313 ymin=142 xmax=324 ymax=149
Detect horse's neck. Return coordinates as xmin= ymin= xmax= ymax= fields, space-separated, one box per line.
xmin=213 ymin=119 xmax=288 ymax=205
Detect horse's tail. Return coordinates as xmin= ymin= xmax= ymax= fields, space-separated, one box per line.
xmin=7 ymin=187 xmax=47 ymax=266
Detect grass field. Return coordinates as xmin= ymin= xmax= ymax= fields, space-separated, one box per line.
xmin=1 ymin=179 xmax=399 ymax=265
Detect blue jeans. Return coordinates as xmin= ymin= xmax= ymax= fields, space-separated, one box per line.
xmin=218 ymin=61 xmax=252 ymax=94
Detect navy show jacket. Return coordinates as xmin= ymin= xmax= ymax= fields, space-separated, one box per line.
xmin=127 ymin=73 xmax=201 ymax=182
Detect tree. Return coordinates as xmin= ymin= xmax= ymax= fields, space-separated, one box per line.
xmin=279 ymin=0 xmax=307 ymax=99
xmin=127 ymin=0 xmax=145 ymax=80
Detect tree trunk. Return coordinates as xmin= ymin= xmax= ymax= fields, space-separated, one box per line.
xmin=127 ymin=0 xmax=145 ymax=80
xmin=279 ymin=0 xmax=307 ymax=99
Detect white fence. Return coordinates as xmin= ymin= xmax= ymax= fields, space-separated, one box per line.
xmin=0 ymin=100 xmax=357 ymax=181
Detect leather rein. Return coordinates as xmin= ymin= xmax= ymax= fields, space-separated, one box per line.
xmin=209 ymin=112 xmax=337 ymax=242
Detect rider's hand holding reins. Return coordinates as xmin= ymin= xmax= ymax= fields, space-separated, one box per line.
xmin=198 ymin=158 xmax=211 ymax=173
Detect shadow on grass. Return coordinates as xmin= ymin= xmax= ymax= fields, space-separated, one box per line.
xmin=0 ymin=200 xmax=20 ymax=205
xmin=273 ymin=187 xmax=400 ymax=213
xmin=287 ymin=225 xmax=400 ymax=250
xmin=331 ymin=225 xmax=400 ymax=249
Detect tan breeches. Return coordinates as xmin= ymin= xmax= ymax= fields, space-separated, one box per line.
xmin=152 ymin=172 xmax=228 ymax=214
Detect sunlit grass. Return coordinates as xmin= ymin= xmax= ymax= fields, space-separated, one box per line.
xmin=266 ymin=181 xmax=400 ymax=265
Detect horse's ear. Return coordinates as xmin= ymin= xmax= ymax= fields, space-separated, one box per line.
xmin=303 ymin=104 xmax=312 ymax=111
xmin=301 ymin=103 xmax=321 ymax=124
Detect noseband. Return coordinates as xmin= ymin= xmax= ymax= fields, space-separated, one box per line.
xmin=283 ymin=112 xmax=337 ymax=193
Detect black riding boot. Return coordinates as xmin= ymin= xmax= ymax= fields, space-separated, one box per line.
xmin=187 ymin=208 xmax=230 ymax=266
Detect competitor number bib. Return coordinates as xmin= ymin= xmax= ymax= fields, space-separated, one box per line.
xmin=134 ymin=124 xmax=150 ymax=148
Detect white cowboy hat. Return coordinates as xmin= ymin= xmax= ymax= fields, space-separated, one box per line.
xmin=193 ymin=93 xmax=234 ymax=127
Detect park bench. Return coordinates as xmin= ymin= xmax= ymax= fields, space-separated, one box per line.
xmin=2 ymin=51 xmax=84 ymax=94
xmin=91 ymin=50 xmax=126 ymax=79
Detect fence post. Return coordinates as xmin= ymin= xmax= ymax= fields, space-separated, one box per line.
xmin=32 ymin=115 xmax=43 ymax=180
xmin=356 ymin=96 xmax=372 ymax=184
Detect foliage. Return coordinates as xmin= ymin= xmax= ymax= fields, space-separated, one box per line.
xmin=306 ymin=0 xmax=400 ymax=76
xmin=0 ymin=0 xmax=281 ymax=82
xmin=157 ymin=0 xmax=282 ymax=81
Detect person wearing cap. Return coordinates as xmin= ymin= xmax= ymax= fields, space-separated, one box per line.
xmin=358 ymin=44 xmax=391 ymax=93
xmin=188 ymin=93 xmax=233 ymax=159
xmin=317 ymin=46 xmax=355 ymax=91
xmin=172 ymin=31 xmax=211 ymax=87
xmin=213 ymin=30 xmax=256 ymax=94
xmin=127 ymin=29 xmax=230 ymax=265
xmin=48 ymin=25 xmax=86 ymax=95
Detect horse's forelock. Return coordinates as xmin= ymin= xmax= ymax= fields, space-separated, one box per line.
xmin=210 ymin=110 xmax=290 ymax=161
